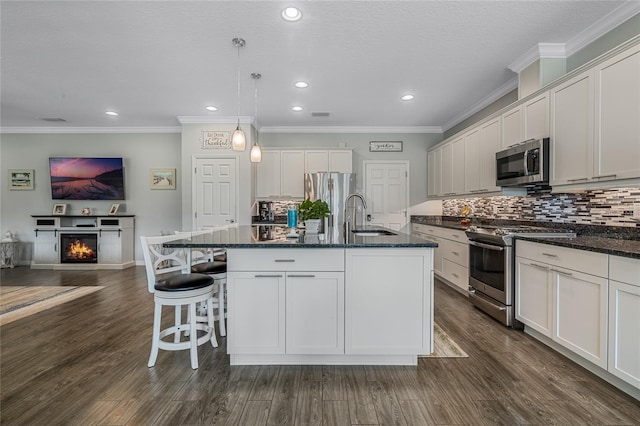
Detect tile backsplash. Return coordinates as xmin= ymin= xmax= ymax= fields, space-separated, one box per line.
xmin=443 ymin=187 xmax=640 ymax=227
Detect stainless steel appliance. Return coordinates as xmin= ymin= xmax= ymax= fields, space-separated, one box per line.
xmin=304 ymin=173 xmax=355 ymax=240
xmin=465 ymin=224 xmax=575 ymax=327
xmin=258 ymin=201 xmax=274 ymax=222
xmin=496 ymin=138 xmax=549 ymax=187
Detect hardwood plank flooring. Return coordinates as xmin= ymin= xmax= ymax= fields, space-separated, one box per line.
xmin=1 ymin=266 xmax=639 ymax=425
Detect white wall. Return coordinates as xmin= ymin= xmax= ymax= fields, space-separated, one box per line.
xmin=0 ymin=132 xmax=182 ymax=263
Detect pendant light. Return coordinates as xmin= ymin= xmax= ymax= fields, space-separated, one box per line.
xmin=231 ymin=38 xmax=246 ymax=151
xmin=250 ymin=72 xmax=263 ymax=163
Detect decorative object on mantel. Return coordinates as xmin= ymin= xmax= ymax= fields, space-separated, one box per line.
xmin=108 ymin=203 xmax=120 ymax=215
xmin=81 ymin=207 xmax=92 ymax=216
xmin=250 ymin=72 xmax=263 ymax=163
xmin=8 ymin=169 xmax=34 ymax=190
xmin=298 ymin=198 xmax=330 ymax=234
xmin=369 ymin=141 xmax=403 ymax=152
xmin=201 ymin=130 xmax=230 ymax=149
xmin=150 ymin=168 xmax=176 ymax=190
xmin=231 ymin=37 xmax=246 ymax=151
xmin=52 ymin=203 xmax=67 ymax=215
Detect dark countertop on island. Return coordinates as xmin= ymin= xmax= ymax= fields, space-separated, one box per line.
xmin=165 ymin=225 xmax=438 ymax=249
xmin=411 ymin=215 xmax=640 ymax=259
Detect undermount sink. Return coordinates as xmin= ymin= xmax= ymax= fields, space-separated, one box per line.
xmin=351 ymin=229 xmax=397 ymax=236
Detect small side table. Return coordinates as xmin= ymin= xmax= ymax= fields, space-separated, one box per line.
xmin=1 ymin=241 xmax=17 ymax=268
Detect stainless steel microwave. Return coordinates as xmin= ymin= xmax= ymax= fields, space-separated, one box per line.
xmin=496 ymin=138 xmax=549 ymax=186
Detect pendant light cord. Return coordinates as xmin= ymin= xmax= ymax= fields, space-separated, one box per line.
xmin=236 ymin=43 xmax=241 ymax=125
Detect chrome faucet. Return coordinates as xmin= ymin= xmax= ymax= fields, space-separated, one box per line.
xmin=344 ymin=193 xmax=367 ymax=237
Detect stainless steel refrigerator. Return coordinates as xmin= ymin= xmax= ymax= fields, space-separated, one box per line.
xmin=304 ymin=173 xmax=355 ymax=240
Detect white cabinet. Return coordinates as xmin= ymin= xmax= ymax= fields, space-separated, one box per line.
xmin=98 ymin=231 xmax=122 ymax=264
xmin=501 ymin=92 xmax=549 ymax=149
xmin=608 ymin=256 xmax=640 ymax=389
xmin=411 ymin=224 xmax=442 ymax=276
xmin=427 ymin=148 xmax=441 ymax=197
xmin=305 ymin=150 xmax=352 ymax=173
xmin=440 ymin=137 xmax=465 ymax=196
xmin=515 ymin=241 xmax=608 ymax=369
xmin=501 ymin=105 xmax=523 ymax=149
xmin=33 ymin=230 xmax=58 ymax=264
xmin=255 ymin=149 xmax=305 ymax=198
xmin=593 ymin=45 xmax=640 ymax=182
xmin=285 ymin=272 xmax=344 ymax=354
xmin=345 ymin=248 xmax=432 ymax=355
xmin=465 ymin=116 xmax=501 ymax=194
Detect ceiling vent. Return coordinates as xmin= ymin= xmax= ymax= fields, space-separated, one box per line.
xmin=39 ymin=117 xmax=66 ymax=122
xmin=311 ymin=112 xmax=330 ymax=117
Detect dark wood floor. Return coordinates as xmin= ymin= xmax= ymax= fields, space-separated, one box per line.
xmin=1 ymin=266 xmax=639 ymax=425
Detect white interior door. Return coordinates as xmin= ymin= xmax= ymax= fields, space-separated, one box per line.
xmin=364 ymin=161 xmax=409 ymax=231
xmin=193 ymin=157 xmax=238 ymax=230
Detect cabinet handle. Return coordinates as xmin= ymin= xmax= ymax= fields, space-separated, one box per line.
xmin=451 ymin=251 xmax=460 ymax=256
xmin=541 ymin=252 xmax=558 ymax=258
xmin=274 ymin=259 xmax=295 ymax=263
xmin=451 ymin=234 xmax=460 ymax=238
xmin=550 ymin=268 xmax=573 ymax=276
xmin=288 ymin=274 xmax=316 ymax=278
xmin=567 ymin=178 xmax=588 ymax=182
xmin=254 ymin=274 xmax=283 ymax=278
xmin=451 ymin=273 xmax=459 ymax=278
xmin=444 ymin=192 xmax=456 ymax=196
xmin=592 ymin=174 xmax=617 ymax=180
xmin=530 ymin=263 xmax=549 ymax=270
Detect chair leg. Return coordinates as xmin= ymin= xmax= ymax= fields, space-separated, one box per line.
xmin=189 ymin=302 xmax=199 ymax=369
xmin=148 ymin=302 xmax=162 ymax=367
xmin=174 ymin=305 xmax=183 ymax=342
xmin=218 ymin=279 xmax=226 ymax=337
xmin=208 ymin=296 xmax=218 ymax=348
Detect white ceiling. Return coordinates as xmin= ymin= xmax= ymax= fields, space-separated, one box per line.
xmin=1 ymin=1 xmax=637 ymax=133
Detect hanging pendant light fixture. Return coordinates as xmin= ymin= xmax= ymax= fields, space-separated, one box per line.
xmin=231 ymin=38 xmax=246 ymax=151
xmin=250 ymin=72 xmax=262 ymax=163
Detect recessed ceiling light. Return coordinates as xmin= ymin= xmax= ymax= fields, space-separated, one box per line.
xmin=205 ymin=106 xmax=218 ymax=112
xmin=401 ymin=94 xmax=415 ymax=101
xmin=281 ymin=7 xmax=302 ymax=22
xmin=294 ymin=81 xmax=309 ymax=89
xmin=105 ymin=111 xmax=118 ymax=116
xmin=291 ymin=106 xmax=303 ymax=112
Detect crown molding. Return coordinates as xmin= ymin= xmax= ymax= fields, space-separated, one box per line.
xmin=0 ymin=126 xmax=181 ymax=134
xmin=259 ymin=126 xmax=442 ymax=134
xmin=565 ymin=1 xmax=640 ymax=56
xmin=177 ymin=116 xmax=254 ymax=125
xmin=442 ymin=78 xmax=518 ymax=132
xmin=508 ymin=43 xmax=567 ymax=73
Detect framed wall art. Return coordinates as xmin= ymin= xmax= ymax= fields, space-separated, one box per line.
xmin=369 ymin=141 xmax=403 ymax=152
xmin=52 ymin=203 xmax=67 ymax=215
xmin=150 ymin=168 xmax=176 ymax=190
xmin=9 ymin=169 xmax=34 ymax=190
xmin=201 ymin=130 xmax=231 ymax=149
xmin=108 ymin=203 xmax=120 ymax=215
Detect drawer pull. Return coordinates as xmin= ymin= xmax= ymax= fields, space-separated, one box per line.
xmin=567 ymin=177 xmax=588 ymax=182
xmin=530 ymin=263 xmax=549 ymax=270
xmin=288 ymin=274 xmax=316 ymax=278
xmin=451 ymin=251 xmax=460 ymax=256
xmin=274 ymin=259 xmax=295 ymax=263
xmin=541 ymin=253 xmax=558 ymax=258
xmin=254 ymin=274 xmax=283 ymax=278
xmin=451 ymin=234 xmax=459 ymax=238
xmin=550 ymin=268 xmax=573 ymax=276
xmin=592 ymin=174 xmax=617 ymax=180
xmin=451 ymin=273 xmax=459 ymax=278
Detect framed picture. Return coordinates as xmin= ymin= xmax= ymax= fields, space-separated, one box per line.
xmin=52 ymin=203 xmax=67 ymax=215
xmin=369 ymin=141 xmax=403 ymax=152
xmin=201 ymin=130 xmax=231 ymax=149
xmin=150 ymin=168 xmax=176 ymax=190
xmin=108 ymin=204 xmax=120 ymax=215
xmin=9 ymin=169 xmax=34 ymax=190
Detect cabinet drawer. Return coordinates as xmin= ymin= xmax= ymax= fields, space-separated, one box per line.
xmin=412 ymin=224 xmax=442 ymax=238
xmin=516 ymin=240 xmax=608 ymax=277
xmin=440 ymin=238 xmax=469 ymax=268
xmin=440 ymin=228 xmax=467 ymax=242
xmin=228 ymin=248 xmax=344 ymax=272
xmin=610 ymin=256 xmax=640 ymax=286
xmin=442 ymin=258 xmax=468 ymax=291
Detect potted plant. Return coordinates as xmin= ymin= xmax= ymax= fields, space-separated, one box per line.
xmin=298 ymin=198 xmax=330 ymax=234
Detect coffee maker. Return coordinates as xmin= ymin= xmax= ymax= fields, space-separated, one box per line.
xmin=258 ymin=201 xmax=274 ymax=222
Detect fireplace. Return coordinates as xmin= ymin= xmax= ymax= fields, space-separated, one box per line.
xmin=60 ymin=233 xmax=98 ymax=263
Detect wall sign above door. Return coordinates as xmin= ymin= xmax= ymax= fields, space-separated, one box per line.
xmin=201 ymin=131 xmax=231 ymax=149
xmin=369 ymin=141 xmax=403 ymax=152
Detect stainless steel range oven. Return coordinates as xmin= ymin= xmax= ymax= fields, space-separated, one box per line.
xmin=465 ymin=225 xmax=575 ymax=327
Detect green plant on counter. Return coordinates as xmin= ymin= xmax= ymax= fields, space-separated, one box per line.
xmin=298 ymin=198 xmax=330 ymax=221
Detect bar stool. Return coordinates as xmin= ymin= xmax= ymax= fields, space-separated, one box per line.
xmin=140 ymin=234 xmax=217 ymax=369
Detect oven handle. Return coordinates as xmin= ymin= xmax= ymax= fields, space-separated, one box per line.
xmin=468 ymin=240 xmax=504 ymax=251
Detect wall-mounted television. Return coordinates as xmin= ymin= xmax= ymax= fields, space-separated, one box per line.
xmin=49 ymin=157 xmax=125 ymax=200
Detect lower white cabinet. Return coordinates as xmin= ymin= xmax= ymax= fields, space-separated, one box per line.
xmin=285 ymin=272 xmax=344 ymax=354
xmin=33 ymin=230 xmax=58 ymax=264
xmin=608 ymin=256 xmax=640 ymax=389
xmin=515 ymin=257 xmax=553 ymax=336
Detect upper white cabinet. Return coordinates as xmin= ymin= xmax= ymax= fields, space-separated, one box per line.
xmin=255 ymin=149 xmax=305 ymax=199
xmin=593 ymin=45 xmax=640 ymax=182
xmin=501 ymin=92 xmax=549 ymax=149
xmin=440 ymin=136 xmax=465 ymax=196
xmin=427 ymin=149 xmax=441 ymax=197
xmin=501 ymin=105 xmax=523 ymax=149
xmin=465 ymin=116 xmax=501 ymax=194
xmin=304 ymin=149 xmax=352 ymax=174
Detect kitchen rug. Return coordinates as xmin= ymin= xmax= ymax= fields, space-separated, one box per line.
xmin=0 ymin=286 xmax=104 ymax=326
xmin=425 ymin=323 xmax=469 ymax=358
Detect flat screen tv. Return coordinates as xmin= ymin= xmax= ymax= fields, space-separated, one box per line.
xmin=49 ymin=157 xmax=125 ymax=200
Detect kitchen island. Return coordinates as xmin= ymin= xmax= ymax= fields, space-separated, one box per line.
xmin=166 ymin=225 xmax=437 ymax=365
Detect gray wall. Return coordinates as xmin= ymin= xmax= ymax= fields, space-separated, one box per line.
xmin=443 ymin=90 xmax=518 ymax=139
xmin=0 ymin=132 xmax=182 ymax=263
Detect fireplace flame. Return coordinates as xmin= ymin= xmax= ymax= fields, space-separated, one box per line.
xmin=67 ymin=240 xmax=95 ymax=259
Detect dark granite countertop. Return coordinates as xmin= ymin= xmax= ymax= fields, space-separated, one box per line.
xmin=165 ymin=225 xmax=437 ymax=249
xmin=411 ymin=215 xmax=640 ymax=259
